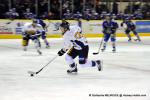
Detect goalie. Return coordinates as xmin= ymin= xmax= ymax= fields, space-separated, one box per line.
xmin=22 ymin=21 xmax=43 ymax=55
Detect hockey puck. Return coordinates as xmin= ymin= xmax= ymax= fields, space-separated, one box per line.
xmin=30 ymin=74 xmax=34 ymax=77
xmin=93 ymin=53 xmax=99 ymax=55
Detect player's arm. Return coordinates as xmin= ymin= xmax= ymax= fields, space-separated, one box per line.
xmin=25 ymin=30 xmax=39 ymax=40
xmin=102 ymin=22 xmax=108 ymax=34
xmin=42 ymin=20 xmax=46 ymax=28
xmin=36 ymin=24 xmax=45 ymax=36
xmin=57 ymin=48 xmax=67 ymax=56
xmin=102 ymin=22 xmax=107 ymax=30
xmin=57 ymin=38 xmax=71 ymax=56
xmin=21 ymin=26 xmax=29 ymax=37
xmin=112 ymin=22 xmax=118 ymax=33
xmin=120 ymin=20 xmax=125 ymax=27
xmin=23 ymin=25 xmax=38 ymax=38
xmin=130 ymin=22 xmax=136 ymax=30
xmin=21 ymin=29 xmax=27 ymax=37
xmin=22 ymin=32 xmax=28 ymax=37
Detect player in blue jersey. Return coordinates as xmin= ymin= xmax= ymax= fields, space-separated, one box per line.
xmin=121 ymin=18 xmax=141 ymax=41
xmin=101 ymin=15 xmax=118 ymax=52
xmin=33 ymin=19 xmax=50 ymax=48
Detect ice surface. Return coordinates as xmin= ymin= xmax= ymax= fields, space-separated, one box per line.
xmin=0 ymin=37 xmax=150 ymax=100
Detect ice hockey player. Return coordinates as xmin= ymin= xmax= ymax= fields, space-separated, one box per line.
xmin=57 ymin=21 xmax=102 ymax=73
xmin=121 ymin=18 xmax=141 ymax=41
xmin=33 ymin=19 xmax=50 ymax=48
xmin=22 ymin=21 xmax=43 ymax=55
xmin=101 ymin=14 xmax=118 ymax=53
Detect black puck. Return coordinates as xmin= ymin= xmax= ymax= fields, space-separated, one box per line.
xmin=30 ymin=74 xmax=34 ymax=77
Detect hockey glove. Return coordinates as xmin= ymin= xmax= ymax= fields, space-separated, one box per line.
xmin=58 ymin=49 xmax=66 ymax=56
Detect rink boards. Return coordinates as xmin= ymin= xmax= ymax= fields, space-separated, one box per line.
xmin=0 ymin=19 xmax=150 ymax=39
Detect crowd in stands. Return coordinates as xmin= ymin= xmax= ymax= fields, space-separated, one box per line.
xmin=0 ymin=0 xmax=149 ymax=20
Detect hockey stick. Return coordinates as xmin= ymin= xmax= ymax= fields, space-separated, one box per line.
xmin=93 ymin=37 xmax=104 ymax=55
xmin=46 ymin=20 xmax=52 ymax=28
xmin=5 ymin=19 xmax=15 ymax=25
xmin=28 ymin=55 xmax=58 ymax=76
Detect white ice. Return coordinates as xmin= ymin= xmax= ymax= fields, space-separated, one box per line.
xmin=0 ymin=37 xmax=150 ymax=100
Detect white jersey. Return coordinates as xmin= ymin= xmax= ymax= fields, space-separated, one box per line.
xmin=63 ymin=25 xmax=88 ymax=50
xmin=22 ymin=23 xmax=44 ymax=34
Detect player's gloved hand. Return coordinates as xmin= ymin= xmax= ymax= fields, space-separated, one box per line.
xmin=120 ymin=23 xmax=123 ymax=27
xmin=57 ymin=49 xmax=66 ymax=56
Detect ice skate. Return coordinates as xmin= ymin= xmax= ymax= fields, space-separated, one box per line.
xmin=46 ymin=45 xmax=50 ymax=49
xmin=128 ymin=38 xmax=132 ymax=42
xmin=23 ymin=47 xmax=27 ymax=51
xmin=134 ymin=39 xmax=141 ymax=42
xmin=101 ymin=48 xmax=105 ymax=52
xmin=96 ymin=60 xmax=102 ymax=71
xmin=112 ymin=48 xmax=116 ymax=53
xmin=67 ymin=64 xmax=78 ymax=73
xmin=37 ymin=50 xmax=42 ymax=55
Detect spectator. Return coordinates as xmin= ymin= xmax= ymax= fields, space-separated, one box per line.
xmin=141 ymin=3 xmax=150 ymax=19
xmin=73 ymin=11 xmax=82 ymax=19
xmin=23 ymin=8 xmax=35 ymax=19
xmin=100 ymin=11 xmax=107 ymax=19
xmin=63 ymin=9 xmax=72 ymax=19
xmin=50 ymin=0 xmax=60 ymax=19
xmin=112 ymin=2 xmax=118 ymax=14
xmin=83 ymin=9 xmax=91 ymax=20
xmin=132 ymin=1 xmax=141 ymax=12
xmin=0 ymin=1 xmax=8 ymax=18
xmin=5 ymin=8 xmax=19 ymax=19
xmin=91 ymin=10 xmax=99 ymax=20
xmin=117 ymin=12 xmax=125 ymax=20
xmin=0 ymin=0 xmax=149 ymax=20
xmin=133 ymin=9 xmax=143 ymax=20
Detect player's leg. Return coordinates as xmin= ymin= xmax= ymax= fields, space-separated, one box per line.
xmin=22 ymin=36 xmax=29 ymax=51
xmin=65 ymin=47 xmax=78 ymax=73
xmin=37 ymin=36 xmax=41 ymax=48
xmin=41 ymin=31 xmax=50 ymax=48
xmin=125 ymin=29 xmax=132 ymax=41
xmin=111 ymin=33 xmax=116 ymax=52
xmin=79 ymin=46 xmax=102 ymax=71
xmin=132 ymin=30 xmax=141 ymax=41
xmin=101 ymin=34 xmax=110 ymax=52
xmin=32 ymin=37 xmax=42 ymax=55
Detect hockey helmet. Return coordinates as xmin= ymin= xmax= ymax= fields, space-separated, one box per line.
xmin=60 ymin=20 xmax=70 ymax=30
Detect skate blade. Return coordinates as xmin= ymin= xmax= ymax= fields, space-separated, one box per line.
xmin=67 ymin=72 xmax=78 ymax=75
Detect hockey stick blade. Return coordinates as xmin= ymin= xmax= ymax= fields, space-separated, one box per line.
xmin=92 ymin=37 xmax=104 ymax=55
xmin=27 ymin=71 xmax=36 ymax=75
